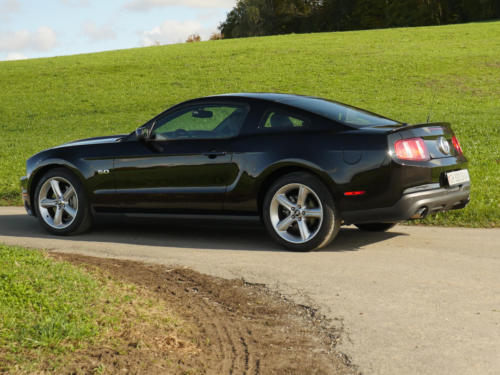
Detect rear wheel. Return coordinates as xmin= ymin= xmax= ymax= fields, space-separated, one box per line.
xmin=34 ymin=168 xmax=92 ymax=235
xmin=355 ymin=223 xmax=396 ymax=232
xmin=263 ymin=172 xmax=340 ymax=252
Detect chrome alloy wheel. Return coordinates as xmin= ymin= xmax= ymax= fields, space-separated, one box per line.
xmin=38 ymin=177 xmax=78 ymax=230
xmin=269 ymin=183 xmax=324 ymax=244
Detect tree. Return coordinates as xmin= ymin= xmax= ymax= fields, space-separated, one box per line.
xmin=219 ymin=0 xmax=500 ymax=39
xmin=186 ymin=34 xmax=201 ymax=43
xmin=220 ymin=0 xmax=320 ymax=38
xmin=209 ymin=32 xmax=224 ymax=40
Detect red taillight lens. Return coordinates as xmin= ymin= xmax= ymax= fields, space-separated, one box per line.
xmin=452 ymin=136 xmax=463 ymax=155
xmin=344 ymin=191 xmax=366 ymax=196
xmin=394 ymin=138 xmax=430 ymax=161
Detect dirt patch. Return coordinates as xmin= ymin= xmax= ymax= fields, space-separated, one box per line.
xmin=424 ymin=75 xmax=498 ymax=97
xmin=485 ymin=61 xmax=500 ymax=69
xmin=51 ymin=252 xmax=358 ymax=375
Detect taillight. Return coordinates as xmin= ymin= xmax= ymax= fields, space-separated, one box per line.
xmin=344 ymin=191 xmax=366 ymax=196
xmin=452 ymin=136 xmax=463 ymax=155
xmin=394 ymin=138 xmax=430 ymax=161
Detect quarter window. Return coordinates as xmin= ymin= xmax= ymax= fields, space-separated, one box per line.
xmin=260 ymin=110 xmax=309 ymax=130
xmin=152 ymin=104 xmax=248 ymax=140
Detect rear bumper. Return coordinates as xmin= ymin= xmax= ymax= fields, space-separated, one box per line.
xmin=342 ymin=182 xmax=470 ymax=224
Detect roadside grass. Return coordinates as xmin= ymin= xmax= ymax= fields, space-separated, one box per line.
xmin=0 ymin=244 xmax=185 ymax=374
xmin=0 ymin=21 xmax=498 ymax=226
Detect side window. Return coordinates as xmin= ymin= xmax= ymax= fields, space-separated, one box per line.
xmin=152 ymin=104 xmax=249 ymax=140
xmin=259 ymin=109 xmax=309 ymax=130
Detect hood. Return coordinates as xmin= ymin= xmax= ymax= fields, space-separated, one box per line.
xmin=52 ymin=135 xmax=126 ymax=149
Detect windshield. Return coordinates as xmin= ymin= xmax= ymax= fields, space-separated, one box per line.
xmin=277 ymin=96 xmax=401 ymax=127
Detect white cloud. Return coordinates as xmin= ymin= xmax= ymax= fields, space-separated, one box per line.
xmin=0 ymin=26 xmax=57 ymax=53
xmin=140 ymin=19 xmax=211 ymax=46
xmin=0 ymin=0 xmax=19 ymax=12
xmin=0 ymin=0 xmax=21 ymax=21
xmin=60 ymin=0 xmax=89 ymax=5
xmin=0 ymin=30 xmax=29 ymax=52
xmin=34 ymin=26 xmax=58 ymax=51
xmin=125 ymin=0 xmax=235 ymax=11
xmin=5 ymin=52 xmax=27 ymax=60
xmin=82 ymin=21 xmax=116 ymax=42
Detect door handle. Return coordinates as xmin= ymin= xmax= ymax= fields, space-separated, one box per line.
xmin=204 ymin=150 xmax=227 ymax=159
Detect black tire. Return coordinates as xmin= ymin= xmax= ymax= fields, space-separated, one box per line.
xmin=34 ymin=168 xmax=93 ymax=235
xmin=355 ymin=223 xmax=396 ymax=232
xmin=262 ymin=172 xmax=340 ymax=252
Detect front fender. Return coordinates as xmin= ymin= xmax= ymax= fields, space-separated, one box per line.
xmin=27 ymin=158 xmax=89 ymax=216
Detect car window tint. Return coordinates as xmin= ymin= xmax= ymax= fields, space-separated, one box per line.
xmin=260 ymin=111 xmax=308 ymax=130
xmin=277 ymin=96 xmax=400 ymax=127
xmin=153 ymin=104 xmax=248 ymax=140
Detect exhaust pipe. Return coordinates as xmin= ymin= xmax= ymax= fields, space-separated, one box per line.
xmin=411 ymin=207 xmax=428 ymax=219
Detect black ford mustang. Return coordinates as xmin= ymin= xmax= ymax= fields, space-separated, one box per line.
xmin=21 ymin=93 xmax=470 ymax=251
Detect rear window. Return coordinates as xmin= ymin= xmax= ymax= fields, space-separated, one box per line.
xmin=277 ymin=96 xmax=400 ymax=127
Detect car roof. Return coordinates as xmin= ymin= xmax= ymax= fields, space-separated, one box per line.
xmin=206 ymin=92 xmax=328 ymax=106
xmin=203 ymin=93 xmax=400 ymax=127
xmin=204 ymin=92 xmax=346 ymax=117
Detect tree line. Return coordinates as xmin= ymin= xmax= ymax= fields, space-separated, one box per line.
xmin=219 ymin=0 xmax=500 ymax=38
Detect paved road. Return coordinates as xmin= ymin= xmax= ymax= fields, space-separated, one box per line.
xmin=1 ymin=207 xmax=499 ymax=375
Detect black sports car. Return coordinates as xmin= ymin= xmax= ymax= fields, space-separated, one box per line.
xmin=21 ymin=93 xmax=471 ymax=251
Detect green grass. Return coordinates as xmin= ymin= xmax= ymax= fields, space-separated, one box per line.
xmin=0 ymin=245 xmax=115 ymax=372
xmin=0 ymin=245 xmax=178 ymax=373
xmin=0 ymin=21 xmax=499 ymax=226
xmin=0 ymin=246 xmax=107 ymax=351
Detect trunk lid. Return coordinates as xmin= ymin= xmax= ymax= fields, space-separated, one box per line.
xmin=388 ymin=122 xmax=459 ymax=159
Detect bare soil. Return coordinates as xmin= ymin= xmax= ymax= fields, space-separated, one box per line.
xmin=52 ymin=252 xmax=357 ymax=375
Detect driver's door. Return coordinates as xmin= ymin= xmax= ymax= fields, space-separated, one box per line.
xmin=113 ymin=102 xmax=248 ymax=213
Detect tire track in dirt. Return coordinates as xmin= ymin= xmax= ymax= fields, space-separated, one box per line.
xmin=222 ymin=325 xmax=237 ymax=374
xmin=174 ymin=268 xmax=259 ymax=374
xmin=239 ymin=335 xmax=250 ymax=374
xmin=197 ymin=289 xmax=254 ymax=374
xmin=245 ymin=327 xmax=261 ymax=375
xmin=53 ymin=253 xmax=358 ymax=375
xmin=197 ymin=300 xmax=235 ymax=374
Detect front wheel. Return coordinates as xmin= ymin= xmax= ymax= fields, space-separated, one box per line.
xmin=34 ymin=168 xmax=92 ymax=235
xmin=262 ymin=172 xmax=340 ymax=252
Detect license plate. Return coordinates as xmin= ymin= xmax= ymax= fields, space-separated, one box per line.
xmin=446 ymin=169 xmax=470 ymax=186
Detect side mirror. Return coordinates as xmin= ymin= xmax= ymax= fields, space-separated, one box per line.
xmin=135 ymin=123 xmax=154 ymax=141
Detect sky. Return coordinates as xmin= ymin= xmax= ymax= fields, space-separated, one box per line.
xmin=0 ymin=0 xmax=237 ymax=61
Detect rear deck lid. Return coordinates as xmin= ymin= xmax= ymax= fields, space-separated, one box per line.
xmin=390 ymin=122 xmax=460 ymax=159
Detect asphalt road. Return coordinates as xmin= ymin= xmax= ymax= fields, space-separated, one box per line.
xmin=0 ymin=207 xmax=499 ymax=375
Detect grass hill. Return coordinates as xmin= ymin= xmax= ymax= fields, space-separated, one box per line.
xmin=0 ymin=21 xmax=498 ymax=227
